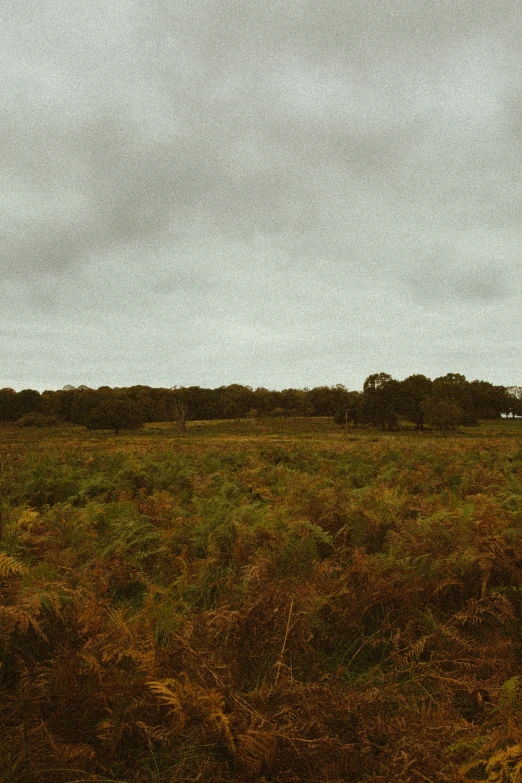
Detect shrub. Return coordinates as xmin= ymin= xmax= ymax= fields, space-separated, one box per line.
xmin=421 ymin=396 xmax=463 ymax=434
xmin=16 ymin=412 xmax=60 ymax=427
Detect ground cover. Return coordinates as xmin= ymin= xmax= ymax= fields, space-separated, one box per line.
xmin=2 ymin=418 xmax=522 ymax=782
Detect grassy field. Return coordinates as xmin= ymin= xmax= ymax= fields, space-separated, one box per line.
xmin=2 ymin=418 xmax=522 ymax=782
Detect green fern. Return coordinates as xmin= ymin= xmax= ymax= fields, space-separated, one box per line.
xmin=0 ymin=551 xmax=27 ymax=577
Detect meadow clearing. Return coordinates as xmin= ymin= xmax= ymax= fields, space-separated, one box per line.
xmin=2 ymin=417 xmax=522 ymax=782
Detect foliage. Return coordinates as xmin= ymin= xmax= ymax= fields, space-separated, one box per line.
xmin=333 ymin=391 xmax=364 ymax=428
xmin=421 ymin=396 xmax=464 ymax=434
xmin=362 ymin=372 xmax=400 ymax=430
xmin=85 ymin=397 xmax=146 ymax=435
xmin=399 ymin=373 xmax=433 ymax=429
xmin=1 ymin=372 xmax=515 ymax=431
xmin=1 ymin=419 xmax=522 ymax=780
xmin=16 ymin=412 xmax=60 ymax=427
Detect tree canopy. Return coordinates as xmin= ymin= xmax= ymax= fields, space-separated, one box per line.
xmin=0 ymin=374 xmax=516 ymax=430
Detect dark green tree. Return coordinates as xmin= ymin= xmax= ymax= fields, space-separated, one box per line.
xmin=503 ymin=387 xmax=522 ymax=418
xmin=216 ymin=385 xmax=255 ymax=420
xmin=469 ymin=380 xmax=507 ymax=420
xmin=0 ymin=388 xmax=17 ymax=421
xmin=253 ymin=387 xmax=278 ymax=417
xmin=433 ymin=374 xmax=476 ymax=425
xmin=421 ymin=396 xmax=463 ymax=435
xmin=308 ymin=385 xmax=350 ymax=416
xmin=15 ymin=389 xmax=43 ymax=418
xmin=362 ymin=373 xmax=401 ymax=430
xmin=398 ymin=374 xmax=433 ymax=429
xmin=279 ymin=388 xmax=309 ymax=416
xmin=85 ymin=397 xmax=145 ymax=435
xmin=334 ymin=391 xmax=365 ymax=428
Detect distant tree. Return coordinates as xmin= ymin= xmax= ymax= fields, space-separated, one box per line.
xmin=85 ymin=398 xmax=145 ymax=435
xmin=148 ymin=388 xmax=176 ymax=421
xmin=399 ymin=374 xmax=433 ymax=429
xmin=307 ymin=386 xmax=350 ymax=416
xmin=0 ymin=388 xmax=17 ymax=421
xmin=172 ymin=400 xmax=189 ymax=433
xmin=433 ymin=374 xmax=476 ymax=425
xmin=125 ymin=385 xmax=155 ymax=421
xmin=70 ymin=388 xmax=100 ymax=425
xmin=421 ymin=397 xmax=463 ymax=435
xmin=363 ymin=373 xmax=392 ymax=393
xmin=436 ymin=373 xmax=467 ymax=385
xmin=170 ymin=388 xmax=195 ymax=432
xmin=253 ymin=387 xmax=279 ymax=417
xmin=505 ymin=387 xmax=522 ymax=417
xmin=217 ymin=384 xmax=256 ymax=420
xmin=334 ymin=391 xmax=364 ymax=428
xmin=192 ymin=386 xmax=222 ymax=420
xmin=469 ymin=380 xmax=506 ymax=420
xmin=15 ymin=389 xmax=43 ymax=418
xmin=362 ymin=373 xmax=400 ymax=430
xmin=41 ymin=390 xmax=58 ymax=418
xmin=279 ymin=388 xmax=308 ymax=416
xmin=44 ymin=388 xmax=75 ymax=422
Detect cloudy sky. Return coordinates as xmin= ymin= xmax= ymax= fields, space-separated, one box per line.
xmin=2 ymin=0 xmax=521 ymax=391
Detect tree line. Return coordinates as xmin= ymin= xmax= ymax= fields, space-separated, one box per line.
xmin=0 ymin=374 xmax=520 ymax=433
xmin=334 ymin=373 xmax=521 ymax=433
xmin=0 ymin=384 xmax=351 ymax=432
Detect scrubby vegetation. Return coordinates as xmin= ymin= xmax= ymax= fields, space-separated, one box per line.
xmin=2 ymin=418 xmax=522 ymax=781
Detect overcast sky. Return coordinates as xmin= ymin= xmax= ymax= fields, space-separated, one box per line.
xmin=2 ymin=0 xmax=521 ymax=391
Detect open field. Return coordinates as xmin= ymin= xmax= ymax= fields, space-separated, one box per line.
xmin=2 ymin=418 xmax=522 ymax=782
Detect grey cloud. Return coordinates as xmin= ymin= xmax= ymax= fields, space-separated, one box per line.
xmin=2 ymin=0 xmax=522 ymax=389
xmin=406 ymin=257 xmax=510 ymax=303
xmin=3 ymin=0 xmax=519 ymax=271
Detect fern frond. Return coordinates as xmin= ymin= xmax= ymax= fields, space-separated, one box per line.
xmin=484 ymin=743 xmax=522 ymax=782
xmin=433 ymin=576 xmax=462 ymax=594
xmin=438 ymin=623 xmax=476 ymax=652
xmin=0 ymin=605 xmax=44 ymax=638
xmin=0 ymin=552 xmax=27 ymax=577
xmin=134 ymin=720 xmax=176 ymax=745
xmin=451 ymin=599 xmax=483 ymax=626
xmin=236 ymin=729 xmax=277 ymax=778
xmin=405 ymin=635 xmax=430 ymax=662
xmin=483 ymin=592 xmax=516 ymax=623
xmin=458 ymin=758 xmax=488 ymax=780
xmin=297 ymin=519 xmax=333 ymax=546
xmin=147 ymin=679 xmax=183 ymax=713
xmin=47 ymin=737 xmax=96 ymax=764
xmin=125 ymin=695 xmax=148 ymax=714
